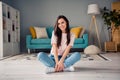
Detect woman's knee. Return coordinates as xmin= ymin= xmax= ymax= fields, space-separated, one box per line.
xmin=37 ymin=52 xmax=46 ymax=60
xmin=74 ymin=52 xmax=81 ymax=60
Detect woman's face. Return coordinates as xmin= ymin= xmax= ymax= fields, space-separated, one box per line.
xmin=58 ymin=18 xmax=67 ymax=33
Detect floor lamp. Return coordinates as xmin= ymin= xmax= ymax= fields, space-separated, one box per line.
xmin=87 ymin=4 xmax=102 ymax=49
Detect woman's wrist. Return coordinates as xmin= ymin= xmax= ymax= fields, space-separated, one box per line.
xmin=55 ymin=60 xmax=59 ymax=64
xmin=59 ymin=58 xmax=64 ymax=63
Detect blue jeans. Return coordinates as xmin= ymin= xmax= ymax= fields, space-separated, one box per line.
xmin=37 ymin=52 xmax=81 ymax=68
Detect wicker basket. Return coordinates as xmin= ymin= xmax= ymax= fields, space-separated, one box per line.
xmin=112 ymin=27 xmax=120 ymax=44
xmin=105 ymin=41 xmax=117 ymax=52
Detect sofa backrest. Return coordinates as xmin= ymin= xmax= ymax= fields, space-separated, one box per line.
xmin=46 ymin=26 xmax=54 ymax=38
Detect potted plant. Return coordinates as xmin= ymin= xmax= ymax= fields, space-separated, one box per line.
xmin=101 ymin=7 xmax=120 ymax=43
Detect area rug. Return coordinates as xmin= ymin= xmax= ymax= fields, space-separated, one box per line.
xmin=3 ymin=53 xmax=110 ymax=61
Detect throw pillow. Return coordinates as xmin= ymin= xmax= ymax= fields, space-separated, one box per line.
xmin=29 ymin=26 xmax=36 ymax=39
xmin=70 ymin=27 xmax=83 ymax=38
xmin=34 ymin=27 xmax=48 ymax=38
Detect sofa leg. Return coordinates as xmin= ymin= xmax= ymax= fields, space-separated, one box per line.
xmin=28 ymin=49 xmax=30 ymax=54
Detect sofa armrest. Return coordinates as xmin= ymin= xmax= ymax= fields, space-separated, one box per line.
xmin=82 ymin=34 xmax=88 ymax=47
xmin=26 ymin=35 xmax=32 ymax=48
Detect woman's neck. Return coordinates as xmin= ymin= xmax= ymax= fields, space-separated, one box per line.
xmin=62 ymin=30 xmax=66 ymax=33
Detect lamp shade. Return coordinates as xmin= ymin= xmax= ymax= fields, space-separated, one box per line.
xmin=87 ymin=4 xmax=100 ymax=15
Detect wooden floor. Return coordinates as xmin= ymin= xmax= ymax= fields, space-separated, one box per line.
xmin=0 ymin=52 xmax=120 ymax=80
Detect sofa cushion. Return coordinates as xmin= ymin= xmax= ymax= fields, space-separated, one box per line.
xmin=31 ymin=38 xmax=51 ymax=44
xmin=74 ymin=38 xmax=84 ymax=44
xmin=46 ymin=27 xmax=54 ymax=38
xmin=31 ymin=37 xmax=84 ymax=44
xmin=31 ymin=38 xmax=83 ymax=44
xmin=34 ymin=27 xmax=48 ymax=38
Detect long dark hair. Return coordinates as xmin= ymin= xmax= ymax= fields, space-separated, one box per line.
xmin=54 ymin=15 xmax=70 ymax=48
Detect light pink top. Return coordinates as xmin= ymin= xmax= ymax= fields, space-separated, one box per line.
xmin=50 ymin=31 xmax=75 ymax=55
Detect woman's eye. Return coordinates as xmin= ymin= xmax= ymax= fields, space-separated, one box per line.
xmin=61 ymin=22 xmax=64 ymax=24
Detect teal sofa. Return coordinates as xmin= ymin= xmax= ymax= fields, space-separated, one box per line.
xmin=26 ymin=27 xmax=88 ymax=53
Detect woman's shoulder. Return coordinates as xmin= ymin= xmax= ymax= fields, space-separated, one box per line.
xmin=70 ymin=32 xmax=75 ymax=38
xmin=70 ymin=32 xmax=75 ymax=36
xmin=52 ymin=30 xmax=55 ymax=35
xmin=52 ymin=30 xmax=57 ymax=37
xmin=52 ymin=30 xmax=54 ymax=33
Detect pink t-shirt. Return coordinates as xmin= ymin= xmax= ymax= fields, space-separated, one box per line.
xmin=50 ymin=31 xmax=75 ymax=55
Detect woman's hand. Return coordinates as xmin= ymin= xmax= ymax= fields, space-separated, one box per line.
xmin=55 ymin=61 xmax=64 ymax=72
